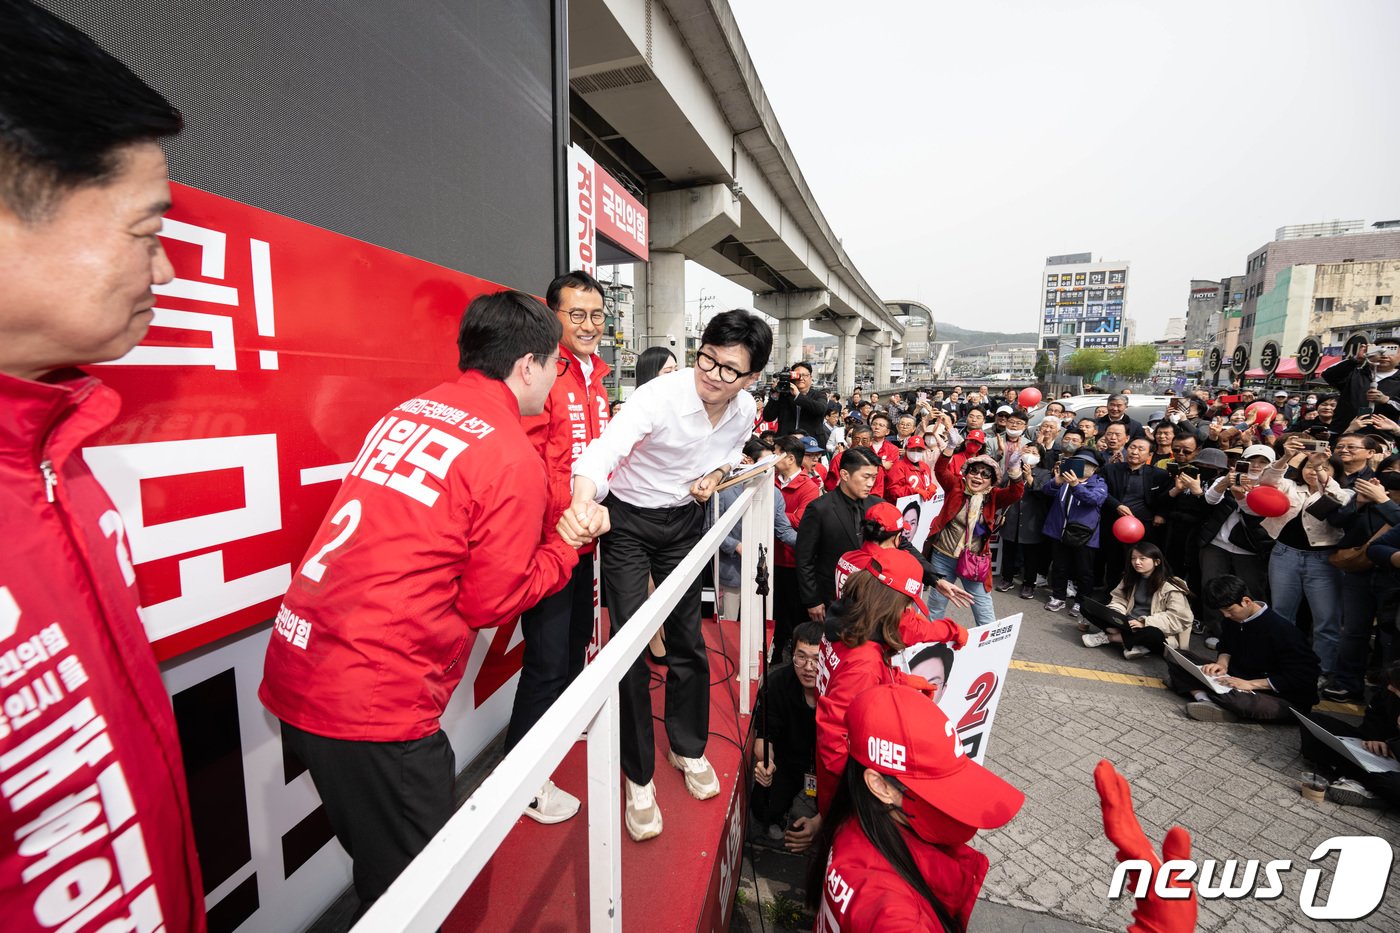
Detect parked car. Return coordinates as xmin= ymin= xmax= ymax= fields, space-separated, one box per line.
xmin=1027 ymin=394 xmax=1178 ymax=432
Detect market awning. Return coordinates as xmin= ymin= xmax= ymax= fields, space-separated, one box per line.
xmin=1244 ymin=355 xmax=1343 ymax=380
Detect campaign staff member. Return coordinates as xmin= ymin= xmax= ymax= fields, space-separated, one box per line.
xmin=260 ymin=291 xmax=586 ymax=911
xmin=504 ymin=270 xmax=612 ymax=824
xmin=566 ymin=310 xmax=773 ymax=841
xmin=809 ymin=685 xmax=1024 ymax=932
xmin=0 ymin=7 xmax=205 ymax=931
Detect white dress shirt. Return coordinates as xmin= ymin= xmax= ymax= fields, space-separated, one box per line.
xmin=574 ymin=368 xmax=755 ymax=508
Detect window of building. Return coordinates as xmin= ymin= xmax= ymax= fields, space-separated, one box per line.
xmin=1378 ymin=296 xmax=1393 ymax=306
xmin=1315 ymin=297 xmax=1335 ymax=314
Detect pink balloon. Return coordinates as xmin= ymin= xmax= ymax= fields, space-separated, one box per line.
xmin=1244 ymin=400 xmax=1277 ymax=426
xmin=1246 ymin=485 xmax=1290 ymax=518
xmin=1112 ymin=515 xmax=1145 ymax=544
xmin=1018 ymin=387 xmax=1042 ymax=409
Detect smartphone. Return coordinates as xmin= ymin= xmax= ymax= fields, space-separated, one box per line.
xmin=1305 ymin=439 xmax=1330 ymax=453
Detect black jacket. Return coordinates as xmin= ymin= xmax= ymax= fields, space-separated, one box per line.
xmin=1219 ymin=605 xmax=1319 ymax=710
xmin=1328 ymin=466 xmax=1400 ymax=551
xmin=763 ymin=387 xmax=830 ymax=445
xmin=1101 ymin=462 xmax=1170 ymax=524
xmin=1321 ymin=357 xmax=1400 ymax=434
xmin=1094 ymin=414 xmax=1147 ymax=442
xmin=794 ymin=488 xmax=939 ymax=609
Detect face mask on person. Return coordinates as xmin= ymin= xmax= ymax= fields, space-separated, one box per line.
xmin=898 ymin=790 xmax=976 ymax=846
xmin=1005 ymin=428 xmax=1024 ymax=439
xmin=1021 ymin=452 xmax=1040 ymax=468
xmin=1061 ymin=440 xmax=1080 ymax=453
xmin=1306 ymin=397 xmax=1317 ymax=406
xmin=907 ymin=451 xmax=925 ymax=464
xmin=1167 ymin=412 xmax=1182 ymax=424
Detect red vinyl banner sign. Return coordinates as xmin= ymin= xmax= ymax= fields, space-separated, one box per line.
xmin=83 ymin=182 xmax=508 ymax=661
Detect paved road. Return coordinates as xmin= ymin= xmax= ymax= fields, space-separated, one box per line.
xmin=734 ymin=588 xmax=1399 ymax=931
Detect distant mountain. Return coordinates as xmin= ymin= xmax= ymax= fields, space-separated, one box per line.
xmin=934 ymin=322 xmax=1039 ymax=351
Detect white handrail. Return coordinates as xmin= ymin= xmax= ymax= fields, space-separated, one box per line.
xmin=352 ymin=469 xmax=774 ymax=932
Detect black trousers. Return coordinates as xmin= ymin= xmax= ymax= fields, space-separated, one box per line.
xmin=601 ymin=494 xmax=709 ymax=785
xmin=1298 ymin=713 xmax=1400 ymax=806
xmin=505 ymin=554 xmax=596 ymax=751
xmin=772 ymin=565 xmax=803 ymax=660
xmin=1079 ymin=601 xmax=1168 ymax=653
xmin=1164 ymin=649 xmax=1298 ymax=723
xmin=281 ymin=721 xmax=455 ymax=911
xmin=751 ymin=760 xmax=807 ymax=828
xmin=1000 ymin=539 xmax=1046 ymax=584
xmin=1051 ymin=541 xmax=1096 ymax=601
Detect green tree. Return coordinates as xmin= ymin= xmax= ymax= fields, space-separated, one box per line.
xmin=1109 ymin=344 xmax=1159 ymax=380
xmin=1033 ymin=350 xmax=1051 ymax=382
xmin=1065 ymin=348 xmax=1110 ymax=377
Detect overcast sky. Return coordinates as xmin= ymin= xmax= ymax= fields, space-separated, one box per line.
xmin=687 ymin=0 xmax=1400 ymax=342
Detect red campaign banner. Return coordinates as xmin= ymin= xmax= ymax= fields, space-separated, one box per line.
xmin=593 ymin=163 xmax=648 ymax=261
xmin=83 ymin=182 xmax=513 ymax=662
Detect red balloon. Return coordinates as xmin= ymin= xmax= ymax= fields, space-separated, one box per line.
xmin=1246 ymin=485 xmax=1290 ymax=518
xmin=1244 ymin=400 xmax=1277 ymax=426
xmin=1112 ymin=515 xmax=1145 ymax=544
xmin=1018 ymin=387 xmax=1042 ymax=409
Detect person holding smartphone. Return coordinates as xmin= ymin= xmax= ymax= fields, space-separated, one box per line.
xmin=1323 ymin=338 xmax=1400 ymax=435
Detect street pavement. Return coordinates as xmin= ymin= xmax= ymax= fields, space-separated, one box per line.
xmin=733 ymin=587 xmax=1400 ymax=932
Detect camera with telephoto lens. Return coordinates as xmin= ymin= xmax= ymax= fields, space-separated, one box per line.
xmin=775 ymin=371 xmax=792 ymax=393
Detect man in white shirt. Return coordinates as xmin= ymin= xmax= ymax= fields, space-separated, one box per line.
xmin=567 ymin=310 xmax=773 ymax=841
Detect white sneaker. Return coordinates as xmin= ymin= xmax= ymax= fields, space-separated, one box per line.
xmin=667 ymin=750 xmax=721 ymax=800
xmin=1067 ymin=581 xmax=1078 ymax=597
xmin=1034 ymin=575 xmax=1049 ymax=587
xmin=1327 ymin=777 xmax=1384 ymax=809
xmin=1082 ymin=632 xmax=1110 ymax=648
xmin=1123 ymin=646 xmax=1151 ymax=660
xmin=624 ymin=779 xmax=663 ymax=841
xmin=524 ymin=780 xmax=579 ymax=824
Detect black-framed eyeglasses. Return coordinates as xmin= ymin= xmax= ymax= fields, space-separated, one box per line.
xmin=695 ymin=349 xmax=750 ymax=384
xmin=967 ymin=469 xmax=995 ymax=480
xmin=539 ymin=353 xmax=570 ymax=376
xmin=564 ymin=309 xmax=607 ymax=325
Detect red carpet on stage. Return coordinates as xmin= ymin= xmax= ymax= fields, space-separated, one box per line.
xmin=446 ymin=617 xmax=756 ymax=933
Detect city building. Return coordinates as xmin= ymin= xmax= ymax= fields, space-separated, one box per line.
xmin=1037 ymin=252 xmax=1133 ymax=371
xmin=1250 ymin=257 xmax=1400 ymax=361
xmin=1238 ymin=220 xmax=1400 ymax=352
xmin=885 ymin=299 xmax=936 ymax=384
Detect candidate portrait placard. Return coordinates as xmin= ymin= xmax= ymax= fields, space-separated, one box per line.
xmin=895 ymin=489 xmax=944 ymax=553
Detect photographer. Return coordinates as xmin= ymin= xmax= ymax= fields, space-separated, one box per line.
xmin=1323 ymin=339 xmax=1400 ymax=434
xmin=1156 ymin=443 xmax=1222 ymax=599
xmin=762 ymin=360 xmax=830 ymax=445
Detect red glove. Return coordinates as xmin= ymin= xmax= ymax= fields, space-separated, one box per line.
xmin=902 ymin=673 xmax=938 ymax=699
xmin=1094 ymin=760 xmax=1196 ymax=933
xmin=950 ymin=624 xmax=969 ymax=649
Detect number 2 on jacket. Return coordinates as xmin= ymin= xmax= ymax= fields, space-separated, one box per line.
xmin=301 ymin=499 xmax=362 ymax=582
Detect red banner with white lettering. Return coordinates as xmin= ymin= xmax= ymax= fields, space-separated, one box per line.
xmin=84 ymin=183 xmax=507 ymax=661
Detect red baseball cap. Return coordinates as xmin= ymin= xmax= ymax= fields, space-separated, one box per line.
xmin=864 ymin=502 xmax=908 ymax=533
xmin=847 ymin=684 xmax=1024 ymax=830
xmin=965 ymin=429 xmax=986 ymax=446
xmin=904 ymin=435 xmax=927 ymax=451
xmin=863 ymin=548 xmax=929 ymax=616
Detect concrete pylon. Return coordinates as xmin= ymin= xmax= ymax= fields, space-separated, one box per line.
xmin=645 ymin=184 xmax=742 ymax=351
xmin=754 ymin=290 xmax=831 ymax=373
xmin=834 ymin=317 xmax=863 ymax=396
xmin=872 ymin=332 xmax=892 ymax=388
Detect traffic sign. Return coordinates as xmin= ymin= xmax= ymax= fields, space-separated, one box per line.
xmin=1230 ymin=344 xmax=1250 ymax=376
xmin=1296 ymin=337 xmax=1322 ymax=376
xmin=1207 ymin=346 xmax=1221 ymax=373
xmin=1260 ymin=341 xmax=1281 ymax=376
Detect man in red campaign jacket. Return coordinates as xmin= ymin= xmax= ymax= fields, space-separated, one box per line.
xmin=0 ymin=8 xmax=205 ymax=930
xmin=504 ymin=271 xmax=612 ymax=825
xmin=259 ymin=291 xmax=595 ymax=911
xmin=884 ymin=435 xmax=937 ymax=502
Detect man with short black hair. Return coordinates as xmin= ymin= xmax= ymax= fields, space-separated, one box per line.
xmin=1165 ymin=575 xmax=1318 ymax=723
xmin=568 ymin=309 xmax=772 ymax=841
xmin=263 ymin=290 xmax=585 ymax=908
xmin=751 ymin=622 xmax=822 ymax=850
xmin=0 ymin=4 xmax=205 ymax=927
xmin=504 ymin=269 xmax=613 ymax=824
xmin=762 ymin=361 xmax=830 ymax=445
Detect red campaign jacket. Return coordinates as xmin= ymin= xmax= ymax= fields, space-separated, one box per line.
xmin=929 ymin=457 xmax=1025 ymax=591
xmin=883 ymin=457 xmax=935 ymax=502
xmin=0 ymin=370 xmax=205 ymax=933
xmin=816 ymin=820 xmax=989 ymax=932
xmin=814 ymin=611 xmax=961 ymax=815
xmin=775 ymin=472 xmax=822 ymax=568
xmin=824 ymin=449 xmax=885 ymax=498
xmin=522 ymin=345 xmax=610 ymax=555
xmin=260 ymin=371 xmax=578 ymax=741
